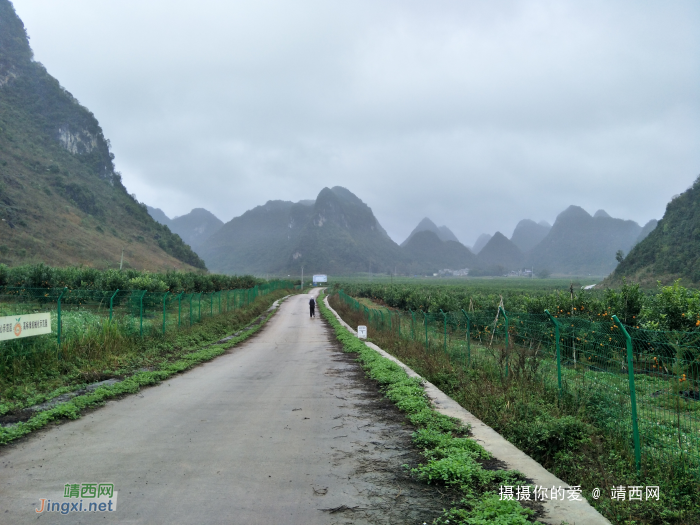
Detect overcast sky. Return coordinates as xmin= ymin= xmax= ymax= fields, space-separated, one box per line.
xmin=13 ymin=0 xmax=700 ymax=246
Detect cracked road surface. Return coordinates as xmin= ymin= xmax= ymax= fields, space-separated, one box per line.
xmin=0 ymin=290 xmax=452 ymax=524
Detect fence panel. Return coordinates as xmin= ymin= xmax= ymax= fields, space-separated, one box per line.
xmin=0 ymin=281 xmax=294 ymax=368
xmin=335 ymin=289 xmax=700 ymax=478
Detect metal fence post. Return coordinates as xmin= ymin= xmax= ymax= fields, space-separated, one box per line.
xmin=57 ymin=287 xmax=68 ymax=353
xmin=189 ymin=293 xmax=193 ymax=326
xmin=423 ymin=312 xmax=428 ymax=351
xmin=440 ymin=309 xmax=447 ymax=353
xmin=461 ymin=309 xmax=471 ymax=365
xmin=198 ymin=292 xmax=203 ymax=322
xmin=499 ymin=306 xmax=509 ymax=378
xmin=545 ymin=310 xmax=563 ymax=397
xmin=162 ymin=291 xmax=170 ymax=335
xmin=218 ymin=291 xmax=222 ymax=314
xmin=109 ymin=289 xmax=119 ymax=322
xmin=139 ymin=290 xmax=147 ymax=337
xmin=613 ymin=314 xmax=642 ymax=473
xmin=210 ymin=293 xmax=213 ymax=317
xmin=177 ymin=292 xmax=184 ymax=327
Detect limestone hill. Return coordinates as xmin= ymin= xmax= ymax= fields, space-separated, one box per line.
xmin=147 ymin=207 xmax=223 ymax=251
xmin=608 ymin=176 xmax=700 ymax=285
xmin=510 ymin=219 xmax=551 ymax=253
xmin=475 ymin=232 xmax=524 ymax=272
xmin=199 ymin=187 xmax=407 ymax=275
xmin=0 ymin=1 xmax=204 ymax=270
xmin=526 ymin=205 xmax=641 ymax=276
xmin=401 ymin=217 xmax=460 ymax=246
xmin=472 ymin=233 xmax=492 ymax=254
xmin=401 ymin=230 xmax=474 ymax=274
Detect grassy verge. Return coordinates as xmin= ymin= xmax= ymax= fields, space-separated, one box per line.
xmin=0 ymin=291 xmax=291 ymax=445
xmin=319 ymin=292 xmax=544 ymax=525
xmin=328 ymin=292 xmax=699 ymax=525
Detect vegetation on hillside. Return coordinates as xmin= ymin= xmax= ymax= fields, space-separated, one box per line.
xmin=610 ymin=175 xmax=700 ymax=286
xmin=0 ymin=0 xmax=204 ymax=270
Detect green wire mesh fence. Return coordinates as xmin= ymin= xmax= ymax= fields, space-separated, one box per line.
xmin=0 ymin=280 xmax=294 ymax=361
xmin=336 ymin=289 xmax=700 ymax=478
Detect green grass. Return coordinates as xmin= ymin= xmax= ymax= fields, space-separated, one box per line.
xmin=329 ymin=292 xmax=700 ymax=525
xmin=318 ymin=292 xmax=544 ymax=524
xmin=0 ymin=290 xmax=292 ymax=432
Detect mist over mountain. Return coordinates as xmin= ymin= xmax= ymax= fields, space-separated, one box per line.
xmin=510 ymin=219 xmax=551 ymax=253
xmin=475 ymin=232 xmax=524 ymax=271
xmin=636 ymin=219 xmax=658 ymax=244
xmin=526 ymin=205 xmax=642 ymax=275
xmin=147 ymin=207 xmax=223 ymax=250
xmin=472 ymin=233 xmax=492 ymax=254
xmin=609 ymin=176 xmax=700 ymax=285
xmin=438 ymin=226 xmax=460 ymax=243
xmin=401 ymin=217 xmax=459 ymax=246
xmin=401 ymin=230 xmax=474 ymax=274
xmin=147 ymin=206 xmax=172 ymax=227
xmin=0 ymin=1 xmax=204 ymax=270
xmin=199 ymin=187 xmax=406 ymax=275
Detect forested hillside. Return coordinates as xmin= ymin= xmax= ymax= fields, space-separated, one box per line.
xmin=609 ymin=175 xmax=700 ymax=285
xmin=0 ymin=0 xmax=204 ymax=270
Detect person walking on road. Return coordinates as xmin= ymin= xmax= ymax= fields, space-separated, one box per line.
xmin=309 ymin=297 xmax=316 ymax=318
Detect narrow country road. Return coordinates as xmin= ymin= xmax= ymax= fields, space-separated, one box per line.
xmin=0 ymin=290 xmax=448 ymax=524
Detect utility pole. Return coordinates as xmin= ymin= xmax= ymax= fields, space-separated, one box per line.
xmin=119 ymin=249 xmax=124 ymax=270
xmin=301 ymin=265 xmax=304 ymax=291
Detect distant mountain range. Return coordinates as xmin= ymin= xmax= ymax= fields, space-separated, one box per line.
xmin=184 ymin=185 xmax=659 ymax=277
xmin=525 ymin=206 xmax=644 ymax=276
xmin=147 ymin=207 xmax=223 ymax=250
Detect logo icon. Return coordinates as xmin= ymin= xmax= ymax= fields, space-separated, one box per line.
xmin=13 ymin=318 xmax=21 ymax=337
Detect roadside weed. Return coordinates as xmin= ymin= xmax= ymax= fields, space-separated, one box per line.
xmin=319 ymin=293 xmax=543 ymax=524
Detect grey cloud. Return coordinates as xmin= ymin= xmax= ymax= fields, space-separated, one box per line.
xmin=13 ymin=0 xmax=700 ymax=247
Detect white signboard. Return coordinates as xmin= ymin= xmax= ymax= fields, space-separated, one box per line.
xmin=0 ymin=313 xmax=52 ymax=341
xmin=357 ymin=325 xmax=367 ymax=339
xmin=312 ymin=274 xmax=328 ymax=283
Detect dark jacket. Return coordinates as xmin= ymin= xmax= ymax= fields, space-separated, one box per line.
xmin=309 ymin=298 xmax=315 ymax=307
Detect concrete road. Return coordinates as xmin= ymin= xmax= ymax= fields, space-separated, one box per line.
xmin=0 ymin=290 xmax=444 ymax=524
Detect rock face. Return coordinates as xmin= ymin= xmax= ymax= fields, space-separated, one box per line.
xmin=0 ymin=0 xmax=204 ymax=270
xmin=510 ymin=219 xmax=551 ymax=253
xmin=609 ymin=176 xmax=700 ymax=285
xmin=526 ymin=205 xmax=642 ymax=276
